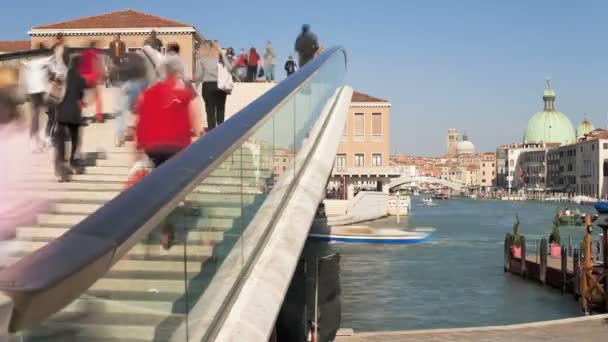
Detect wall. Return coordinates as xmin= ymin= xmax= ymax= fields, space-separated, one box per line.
xmin=337 ymin=103 xmax=390 ymax=169
xmin=323 ymin=191 xmax=389 ymax=225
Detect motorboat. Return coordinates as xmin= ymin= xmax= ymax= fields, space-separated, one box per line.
xmin=572 ymin=196 xmax=598 ymax=206
xmin=422 ymin=197 xmax=433 ymax=206
xmin=308 ymin=225 xmax=430 ymax=245
xmin=594 ymin=201 xmax=608 ymax=214
xmin=432 ymin=192 xmax=449 ymax=200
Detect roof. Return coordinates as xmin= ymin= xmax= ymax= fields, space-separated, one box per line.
xmin=32 ymin=9 xmax=192 ymax=30
xmin=351 ymin=91 xmax=388 ymax=103
xmin=0 ymin=40 xmax=30 ymax=52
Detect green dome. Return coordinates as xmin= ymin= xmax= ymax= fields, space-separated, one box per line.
xmin=523 ymin=80 xmax=575 ymax=146
xmin=576 ymin=116 xmax=594 ymax=138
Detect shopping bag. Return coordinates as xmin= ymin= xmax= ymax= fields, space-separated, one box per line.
xmin=122 ymin=159 xmax=151 ymax=191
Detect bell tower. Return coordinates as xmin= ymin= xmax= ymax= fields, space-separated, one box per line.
xmin=447 ymin=128 xmax=458 ymax=157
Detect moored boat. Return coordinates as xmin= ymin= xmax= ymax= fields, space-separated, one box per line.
xmin=422 ymin=197 xmax=433 ymax=206
xmin=594 ymin=201 xmax=608 ymax=214
xmin=308 ymin=225 xmax=430 ymax=244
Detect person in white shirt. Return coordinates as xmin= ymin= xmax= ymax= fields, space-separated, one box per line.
xmin=21 ymin=45 xmax=52 ymax=151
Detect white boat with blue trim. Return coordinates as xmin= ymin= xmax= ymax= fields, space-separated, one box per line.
xmin=308 ymin=225 xmax=430 ymax=244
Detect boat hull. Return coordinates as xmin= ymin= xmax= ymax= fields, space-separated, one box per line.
xmin=595 ymin=202 xmax=608 ymax=214
xmin=308 ymin=233 xmax=429 ymax=244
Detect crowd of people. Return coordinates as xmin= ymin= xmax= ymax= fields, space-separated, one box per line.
xmin=0 ymin=24 xmax=324 ymax=250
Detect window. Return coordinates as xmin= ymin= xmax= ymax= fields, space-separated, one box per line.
xmin=604 ymin=160 xmax=608 ymax=176
xmin=354 ymin=154 xmax=364 ymax=167
xmin=592 ymin=144 xmax=595 ymax=151
xmin=336 ymin=154 xmax=347 ymax=172
xmin=372 ymin=154 xmax=382 ymax=167
xmin=354 ymin=113 xmax=364 ymax=142
xmin=371 ymin=113 xmax=382 ymax=141
xmin=483 ymin=171 xmax=486 ymax=176
xmin=509 ymin=159 xmax=514 ymax=167
xmin=604 ymin=143 xmax=608 ymax=150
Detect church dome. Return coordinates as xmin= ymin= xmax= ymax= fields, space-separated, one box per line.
xmin=523 ymin=80 xmax=575 ymax=146
xmin=576 ymin=115 xmax=594 ymax=139
xmin=457 ymin=133 xmax=475 ymax=154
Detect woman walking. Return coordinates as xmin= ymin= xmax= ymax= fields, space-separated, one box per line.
xmin=55 ymin=56 xmax=87 ymax=182
xmin=197 ymin=41 xmax=231 ymax=130
xmin=136 ymin=58 xmax=202 ymax=250
xmin=246 ymin=47 xmax=260 ymax=82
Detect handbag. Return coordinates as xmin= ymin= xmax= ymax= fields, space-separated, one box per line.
xmin=258 ymin=66 xmax=265 ymax=78
xmin=217 ymin=56 xmax=234 ymax=94
xmin=44 ymin=79 xmax=66 ymax=106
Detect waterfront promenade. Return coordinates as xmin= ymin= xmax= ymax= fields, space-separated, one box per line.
xmin=336 ymin=314 xmax=608 ymax=341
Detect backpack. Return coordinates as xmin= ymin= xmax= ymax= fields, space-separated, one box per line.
xmin=217 ymin=56 xmax=234 ymax=94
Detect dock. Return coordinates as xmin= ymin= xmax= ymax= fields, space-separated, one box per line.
xmin=503 ymin=220 xmax=608 ymax=314
xmin=335 ymin=314 xmax=608 ymax=341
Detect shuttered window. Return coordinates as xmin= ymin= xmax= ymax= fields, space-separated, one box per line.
xmin=371 ymin=113 xmax=382 ymax=141
xmin=354 ymin=113 xmax=364 ymax=141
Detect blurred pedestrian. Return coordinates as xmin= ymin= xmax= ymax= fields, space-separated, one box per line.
xmin=116 ymin=51 xmax=148 ymax=146
xmin=21 ymin=43 xmax=51 ymax=152
xmin=197 ymin=41 xmax=231 ymax=130
xmin=163 ymin=42 xmax=187 ymax=80
xmin=108 ymin=33 xmax=126 ymax=83
xmin=144 ymin=30 xmax=163 ymax=52
xmin=54 ymin=56 xmax=87 ymax=182
xmin=45 ymin=42 xmax=69 ymax=149
xmin=295 ymin=24 xmax=319 ymax=67
xmin=263 ymin=41 xmax=276 ymax=82
xmin=79 ymin=41 xmax=104 ymax=122
xmin=135 ymin=57 xmax=202 ymax=250
xmin=284 ymin=55 xmax=297 ymax=76
xmin=0 ymin=66 xmax=50 ymax=242
xmin=235 ymin=48 xmax=247 ymax=81
xmin=246 ymin=47 xmax=260 ymax=82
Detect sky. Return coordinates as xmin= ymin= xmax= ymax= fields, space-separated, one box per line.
xmin=2 ymin=0 xmax=608 ymax=156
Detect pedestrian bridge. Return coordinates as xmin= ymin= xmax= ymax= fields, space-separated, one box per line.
xmin=0 ymin=47 xmax=350 ymax=341
xmin=389 ymin=175 xmax=465 ymax=191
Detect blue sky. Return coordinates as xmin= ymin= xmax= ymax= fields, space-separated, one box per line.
xmin=2 ymin=0 xmax=608 ymax=156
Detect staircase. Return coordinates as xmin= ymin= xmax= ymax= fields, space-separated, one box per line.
xmin=5 ymin=118 xmax=274 ymax=341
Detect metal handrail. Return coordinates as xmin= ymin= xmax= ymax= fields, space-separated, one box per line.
xmin=0 ymin=46 xmax=346 ymax=333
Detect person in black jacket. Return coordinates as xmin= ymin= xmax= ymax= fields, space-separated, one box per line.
xmin=284 ymin=55 xmax=297 ymax=76
xmin=55 ymin=56 xmax=87 ymax=182
xmin=295 ymin=24 xmax=319 ymax=67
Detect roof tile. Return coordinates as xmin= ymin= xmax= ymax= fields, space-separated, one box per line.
xmin=0 ymin=41 xmax=30 ymax=53
xmin=32 ymin=9 xmax=192 ymax=30
xmin=351 ymin=91 xmax=388 ymax=103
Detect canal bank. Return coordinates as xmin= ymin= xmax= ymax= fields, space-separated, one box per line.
xmin=317 ymin=198 xmax=589 ymax=332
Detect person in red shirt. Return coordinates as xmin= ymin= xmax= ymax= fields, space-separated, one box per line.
xmin=246 ymin=47 xmax=260 ymax=82
xmin=136 ymin=57 xmax=202 ymax=249
xmin=79 ymin=41 xmax=104 ymax=122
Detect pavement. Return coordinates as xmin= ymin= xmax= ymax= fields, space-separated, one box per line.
xmin=336 ymin=315 xmax=608 ymax=341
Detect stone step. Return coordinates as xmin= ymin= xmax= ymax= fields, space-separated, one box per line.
xmin=17 ymin=190 xmax=117 ymax=203
xmin=17 ymin=226 xmax=224 ymax=243
xmin=52 ymin=203 xmax=102 ymax=214
xmin=24 ymin=318 xmax=181 ymax=341
xmin=15 ymin=181 xmax=262 ymax=194
xmin=34 ymin=212 xmax=241 ymax=228
xmin=14 ymin=241 xmax=212 ymax=260
xmin=24 ymin=173 xmax=127 ymax=183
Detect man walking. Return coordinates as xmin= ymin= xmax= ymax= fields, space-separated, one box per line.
xmin=144 ymin=31 xmax=163 ymax=52
xmin=263 ymin=41 xmax=276 ymax=82
xmin=109 ymin=34 xmax=126 ymax=83
xmin=295 ymin=24 xmax=319 ymax=67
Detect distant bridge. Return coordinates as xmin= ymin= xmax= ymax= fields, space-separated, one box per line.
xmin=389 ymin=175 xmax=465 ymax=191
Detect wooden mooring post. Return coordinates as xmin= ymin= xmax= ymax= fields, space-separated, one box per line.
xmin=573 ymin=248 xmax=580 ymax=299
xmin=561 ymin=245 xmax=568 ymax=293
xmin=539 ymin=238 xmax=548 ymax=285
xmin=581 ymin=215 xmax=592 ymax=314
xmin=504 ymin=233 xmax=512 ymax=273
xmin=521 ymin=236 xmax=527 ymax=278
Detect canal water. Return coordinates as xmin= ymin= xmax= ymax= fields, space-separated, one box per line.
xmin=320 ymin=198 xmax=594 ymax=332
